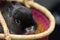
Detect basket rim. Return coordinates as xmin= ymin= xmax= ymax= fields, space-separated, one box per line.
xmin=0 ymin=1 xmax=55 ymax=40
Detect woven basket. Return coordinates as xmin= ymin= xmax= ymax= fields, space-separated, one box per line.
xmin=0 ymin=0 xmax=55 ymax=40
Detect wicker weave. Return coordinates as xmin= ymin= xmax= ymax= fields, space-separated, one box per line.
xmin=0 ymin=0 xmax=55 ymax=40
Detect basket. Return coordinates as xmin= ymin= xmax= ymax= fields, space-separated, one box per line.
xmin=0 ymin=0 xmax=55 ymax=40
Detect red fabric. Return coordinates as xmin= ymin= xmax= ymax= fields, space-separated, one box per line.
xmin=30 ymin=8 xmax=50 ymax=29
xmin=30 ymin=8 xmax=50 ymax=40
xmin=39 ymin=37 xmax=48 ymax=40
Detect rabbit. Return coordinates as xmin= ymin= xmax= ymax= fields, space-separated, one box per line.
xmin=0 ymin=1 xmax=37 ymax=35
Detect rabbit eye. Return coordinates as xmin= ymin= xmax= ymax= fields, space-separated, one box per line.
xmin=15 ymin=19 xmax=20 ymax=24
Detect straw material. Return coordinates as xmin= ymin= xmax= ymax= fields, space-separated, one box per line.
xmin=0 ymin=0 xmax=55 ymax=40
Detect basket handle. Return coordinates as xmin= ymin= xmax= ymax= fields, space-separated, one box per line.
xmin=7 ymin=0 xmax=34 ymax=8
xmin=0 ymin=11 xmax=11 ymax=40
xmin=0 ymin=0 xmax=55 ymax=40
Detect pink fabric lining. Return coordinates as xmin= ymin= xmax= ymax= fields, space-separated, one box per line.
xmin=30 ymin=8 xmax=50 ymax=40
xmin=30 ymin=8 xmax=50 ymax=30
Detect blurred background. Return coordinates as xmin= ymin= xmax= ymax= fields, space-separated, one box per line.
xmin=35 ymin=0 xmax=60 ymax=40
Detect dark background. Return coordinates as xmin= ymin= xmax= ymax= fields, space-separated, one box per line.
xmin=35 ymin=0 xmax=60 ymax=40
